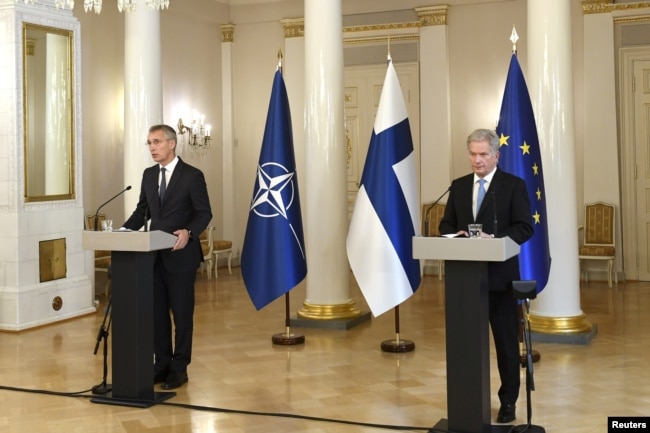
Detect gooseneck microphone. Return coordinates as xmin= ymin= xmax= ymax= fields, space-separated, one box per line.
xmin=491 ymin=190 xmax=498 ymax=237
xmin=93 ymin=186 xmax=132 ymax=231
xmin=143 ymin=205 xmax=149 ymax=232
xmin=423 ymin=186 xmax=451 ymax=236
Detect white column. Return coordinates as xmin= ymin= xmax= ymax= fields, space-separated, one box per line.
xmin=221 ymin=24 xmax=235 ymax=243
xmin=300 ymin=0 xmax=360 ymax=319
xmin=123 ymin=2 xmax=163 ymax=218
xmin=527 ymin=0 xmax=592 ymax=334
xmin=281 ymin=19 xmax=305 ymax=221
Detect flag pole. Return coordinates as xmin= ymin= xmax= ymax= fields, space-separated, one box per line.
xmin=263 ymin=49 xmax=304 ymax=346
xmin=381 ymin=305 xmax=415 ymax=352
xmin=272 ymin=292 xmax=305 ymax=345
xmin=509 ymin=25 xmax=541 ymax=367
xmin=377 ymin=38 xmax=415 ymax=353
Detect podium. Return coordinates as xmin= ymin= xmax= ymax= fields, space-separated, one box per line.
xmin=413 ymin=236 xmax=520 ymax=433
xmin=83 ymin=230 xmax=177 ymax=407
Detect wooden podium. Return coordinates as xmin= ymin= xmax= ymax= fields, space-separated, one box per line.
xmin=413 ymin=236 xmax=520 ymax=433
xmin=83 ymin=230 xmax=177 ymax=407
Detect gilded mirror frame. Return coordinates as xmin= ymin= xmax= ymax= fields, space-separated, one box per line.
xmin=22 ymin=23 xmax=75 ymax=202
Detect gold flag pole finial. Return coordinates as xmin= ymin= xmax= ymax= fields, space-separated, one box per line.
xmin=510 ymin=25 xmax=519 ymax=55
xmin=278 ymin=48 xmax=283 ymax=72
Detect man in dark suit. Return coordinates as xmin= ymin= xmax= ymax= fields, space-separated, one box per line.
xmin=123 ymin=124 xmax=212 ymax=390
xmin=439 ymin=128 xmax=533 ymax=424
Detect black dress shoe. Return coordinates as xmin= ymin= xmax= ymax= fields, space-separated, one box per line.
xmin=153 ymin=370 xmax=169 ymax=384
xmin=496 ymin=404 xmax=516 ymax=423
xmin=162 ymin=371 xmax=188 ymax=390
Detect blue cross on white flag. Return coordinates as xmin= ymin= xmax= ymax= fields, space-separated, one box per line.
xmin=241 ymin=69 xmax=307 ymax=310
xmin=346 ymin=60 xmax=422 ymax=317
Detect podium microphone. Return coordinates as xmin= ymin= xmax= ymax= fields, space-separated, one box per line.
xmin=423 ymin=186 xmax=450 ymax=236
xmin=93 ymin=186 xmax=132 ymax=231
xmin=491 ymin=190 xmax=498 ymax=237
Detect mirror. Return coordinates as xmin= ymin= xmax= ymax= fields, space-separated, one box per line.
xmin=23 ymin=23 xmax=75 ymax=202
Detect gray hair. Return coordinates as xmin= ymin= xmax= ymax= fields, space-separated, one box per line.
xmin=466 ymin=128 xmax=499 ymax=154
xmin=149 ymin=124 xmax=177 ymax=142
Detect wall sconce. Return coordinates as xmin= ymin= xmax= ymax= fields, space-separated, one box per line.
xmin=177 ymin=111 xmax=211 ymax=155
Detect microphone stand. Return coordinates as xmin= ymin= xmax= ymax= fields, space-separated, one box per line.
xmin=92 ymin=297 xmax=112 ymax=395
xmin=512 ymin=298 xmax=545 ymax=433
xmin=423 ymin=187 xmax=450 ymax=235
xmin=93 ymin=186 xmax=132 ymax=231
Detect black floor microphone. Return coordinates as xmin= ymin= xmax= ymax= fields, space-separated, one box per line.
xmin=93 ymin=186 xmax=132 ymax=231
xmin=423 ymin=186 xmax=450 ymax=236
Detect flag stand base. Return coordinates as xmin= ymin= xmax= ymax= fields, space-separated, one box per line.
xmin=272 ymin=332 xmax=305 ymax=345
xmin=381 ymin=339 xmax=415 ymax=353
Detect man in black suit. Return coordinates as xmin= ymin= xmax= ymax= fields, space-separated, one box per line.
xmin=123 ymin=124 xmax=212 ymax=390
xmin=439 ymin=128 xmax=533 ymax=424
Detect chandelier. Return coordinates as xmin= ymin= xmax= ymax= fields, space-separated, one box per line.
xmin=86 ymin=0 xmax=170 ymax=14
xmin=177 ymin=111 xmax=212 ymax=156
xmin=16 ymin=0 xmax=170 ymax=13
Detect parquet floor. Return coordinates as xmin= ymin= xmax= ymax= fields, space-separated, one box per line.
xmin=0 ymin=268 xmax=648 ymax=433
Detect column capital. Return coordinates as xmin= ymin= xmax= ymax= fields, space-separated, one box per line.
xmin=220 ymin=23 xmax=235 ymax=43
xmin=415 ymin=5 xmax=448 ymax=26
xmin=281 ymin=18 xmax=304 ymax=38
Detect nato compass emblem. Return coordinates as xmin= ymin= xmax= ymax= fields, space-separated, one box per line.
xmin=250 ymin=162 xmax=296 ymax=218
xmin=250 ymin=161 xmax=305 ymax=257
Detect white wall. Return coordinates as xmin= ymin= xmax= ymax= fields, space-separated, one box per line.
xmin=72 ymin=0 xmax=613 ymax=275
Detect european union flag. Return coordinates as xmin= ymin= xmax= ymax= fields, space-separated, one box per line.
xmin=346 ymin=60 xmax=421 ymax=317
xmin=241 ymin=69 xmax=307 ymax=310
xmin=496 ymin=53 xmax=551 ymax=292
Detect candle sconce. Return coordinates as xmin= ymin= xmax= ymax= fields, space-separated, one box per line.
xmin=177 ymin=112 xmax=211 ymax=156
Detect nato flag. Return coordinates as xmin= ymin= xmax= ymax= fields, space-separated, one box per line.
xmin=241 ymin=69 xmax=307 ymax=310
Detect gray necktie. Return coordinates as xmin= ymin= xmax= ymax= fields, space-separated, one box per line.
xmin=159 ymin=167 xmax=167 ymax=204
xmin=477 ymin=178 xmax=486 ymax=211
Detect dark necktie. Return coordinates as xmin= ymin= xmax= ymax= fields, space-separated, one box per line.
xmin=159 ymin=167 xmax=167 ymax=204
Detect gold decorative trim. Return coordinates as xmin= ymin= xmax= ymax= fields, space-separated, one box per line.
xmin=281 ymin=18 xmax=304 ymax=38
xmin=221 ymin=24 xmax=235 ymax=43
xmin=415 ymin=5 xmax=448 ymax=26
xmin=297 ymin=299 xmax=362 ymax=320
xmin=343 ymin=21 xmax=421 ymax=34
xmin=344 ymin=34 xmax=419 ymax=47
xmin=614 ymin=14 xmax=650 ymax=24
xmin=528 ymin=313 xmax=593 ymax=334
xmin=582 ymin=0 xmax=650 ymax=15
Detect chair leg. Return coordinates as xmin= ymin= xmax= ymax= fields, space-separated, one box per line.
xmin=227 ymin=251 xmax=232 ymax=275
xmin=608 ymin=259 xmax=613 ymax=288
xmin=437 ymin=260 xmax=442 ymax=280
xmin=206 ymin=258 xmax=213 ymax=279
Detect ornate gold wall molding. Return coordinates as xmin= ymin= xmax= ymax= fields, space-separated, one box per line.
xmin=281 ymin=18 xmax=304 ymax=38
xmin=415 ymin=5 xmax=449 ymax=26
xmin=582 ymin=0 xmax=650 ymax=14
xmin=221 ymin=23 xmax=235 ymax=43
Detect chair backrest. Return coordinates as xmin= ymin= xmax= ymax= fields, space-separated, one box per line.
xmin=583 ymin=202 xmax=615 ymax=247
xmin=200 ymin=226 xmax=214 ymax=259
xmin=86 ymin=213 xmax=106 ymax=231
xmin=421 ymin=202 xmax=446 ymax=237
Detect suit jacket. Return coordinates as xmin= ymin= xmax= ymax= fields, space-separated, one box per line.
xmin=123 ymin=157 xmax=212 ymax=273
xmin=439 ymin=167 xmax=533 ymax=291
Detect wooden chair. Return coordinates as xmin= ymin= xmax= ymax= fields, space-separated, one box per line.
xmin=199 ymin=226 xmax=215 ymax=279
xmin=421 ymin=201 xmax=446 ymax=280
xmin=86 ymin=214 xmax=111 ymax=296
xmin=213 ymin=240 xmax=233 ymax=278
xmin=578 ymin=202 xmax=617 ymax=288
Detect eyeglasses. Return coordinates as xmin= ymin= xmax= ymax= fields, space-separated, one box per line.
xmin=145 ymin=138 xmax=170 ymax=147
